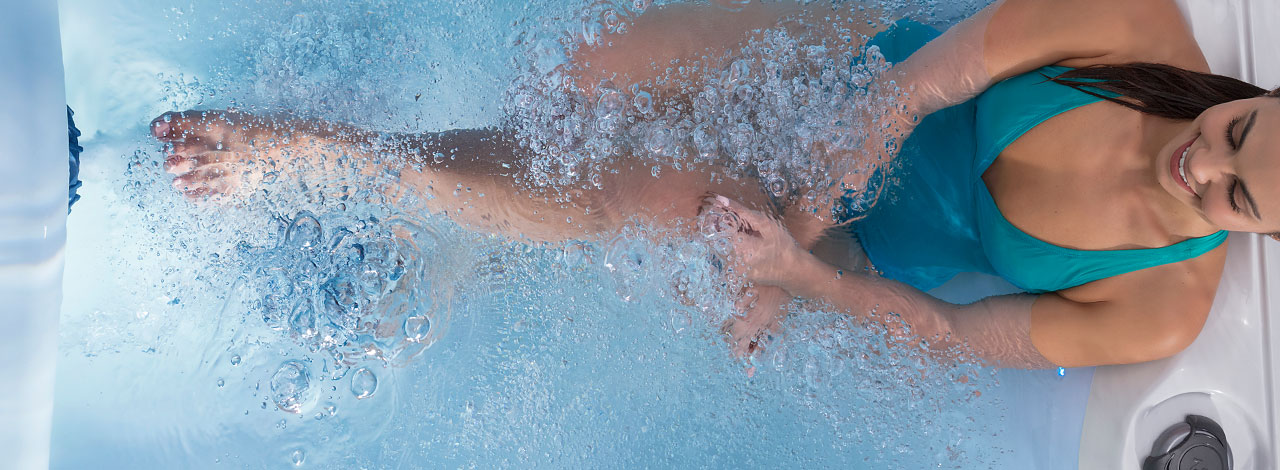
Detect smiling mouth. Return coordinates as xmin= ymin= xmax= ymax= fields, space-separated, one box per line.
xmin=1171 ymin=135 xmax=1198 ymax=197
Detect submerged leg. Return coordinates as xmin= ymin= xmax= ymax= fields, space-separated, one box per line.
xmin=152 ymin=111 xmax=780 ymax=243
xmin=392 ymin=128 xmax=786 ymax=243
xmin=155 ymin=111 xmax=861 ymax=359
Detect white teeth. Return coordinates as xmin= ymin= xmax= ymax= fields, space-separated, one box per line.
xmin=1178 ymin=147 xmax=1190 ymax=191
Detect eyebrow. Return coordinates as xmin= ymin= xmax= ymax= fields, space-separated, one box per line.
xmin=1239 ymin=109 xmax=1261 ymax=219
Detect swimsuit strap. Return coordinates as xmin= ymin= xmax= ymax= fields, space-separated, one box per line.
xmin=972 ymin=66 xmax=1228 ymax=293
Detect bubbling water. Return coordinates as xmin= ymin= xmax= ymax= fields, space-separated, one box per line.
xmin=77 ymin=0 xmax=1013 ymax=467
xmin=504 ymin=8 xmax=907 ymax=216
xmin=349 ymin=367 xmax=378 ymax=399
xmin=238 ymin=210 xmax=454 ymax=375
xmin=270 ymin=360 xmax=313 ymax=414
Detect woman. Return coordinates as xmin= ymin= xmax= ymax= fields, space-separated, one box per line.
xmin=151 ymin=0 xmax=1280 ymax=368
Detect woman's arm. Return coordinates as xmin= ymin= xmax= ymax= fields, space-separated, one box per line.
xmin=887 ymin=0 xmax=1184 ymax=118
xmin=707 ymin=195 xmax=1222 ymax=369
xmin=777 ymin=246 xmax=1053 ymax=368
xmin=823 ymin=0 xmax=1191 ymax=215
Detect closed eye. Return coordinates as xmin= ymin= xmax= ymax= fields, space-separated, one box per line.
xmin=1227 ymin=116 xmax=1241 ymax=150
xmin=1227 ymin=109 xmax=1262 ymax=219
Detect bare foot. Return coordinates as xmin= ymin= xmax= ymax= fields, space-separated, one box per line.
xmin=151 ymin=110 xmax=348 ymax=200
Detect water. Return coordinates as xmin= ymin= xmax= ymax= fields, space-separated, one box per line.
xmin=51 ymin=0 xmax=1090 ymax=468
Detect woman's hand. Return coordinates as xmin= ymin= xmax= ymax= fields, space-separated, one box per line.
xmin=698 ymin=194 xmax=810 ymax=290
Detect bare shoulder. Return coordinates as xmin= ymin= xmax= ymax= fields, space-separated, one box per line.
xmin=986 ymin=0 xmax=1209 ymax=78
xmin=1054 ymin=0 xmax=1210 ymax=72
xmin=1064 ymin=237 xmax=1227 ymax=335
xmin=1028 ymin=239 xmax=1227 ymax=366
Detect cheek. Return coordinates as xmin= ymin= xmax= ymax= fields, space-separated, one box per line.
xmin=1204 ymin=195 xmax=1257 ymax=231
xmin=1202 ymin=193 xmax=1235 ymax=226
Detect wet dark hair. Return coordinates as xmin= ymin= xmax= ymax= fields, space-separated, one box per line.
xmin=1046 ymin=62 xmax=1280 ymax=119
xmin=1046 ymin=63 xmax=1280 ymax=241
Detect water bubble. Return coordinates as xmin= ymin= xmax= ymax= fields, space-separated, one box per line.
xmin=604 ymin=236 xmax=649 ymax=274
xmin=403 ymin=315 xmax=431 ymax=342
xmin=216 ymin=378 xmax=225 ymax=388
xmin=669 ymin=309 xmax=691 ymax=333
xmin=699 ymin=206 xmax=742 ymax=239
xmin=691 ymin=124 xmax=719 ymax=160
xmin=230 ymin=355 xmax=242 ymax=366
xmin=361 ymin=239 xmax=404 ymax=283
xmin=350 ymin=367 xmax=378 ymax=399
xmin=602 ymin=9 xmax=620 ymax=30
xmin=285 ymin=212 xmax=323 ymax=251
xmin=290 ymin=448 xmax=305 ymax=467
xmin=727 ymin=59 xmax=751 ymax=84
xmin=561 ymin=242 xmax=589 ymax=267
xmin=633 ymin=90 xmax=653 ymax=115
xmin=643 ymin=124 xmax=675 ymax=156
xmin=289 ymin=303 xmax=317 ymax=338
xmin=323 ymin=276 xmax=364 ymax=316
xmin=766 ymin=176 xmax=788 ymax=198
xmin=594 ymin=89 xmax=625 ymax=121
xmin=581 ymin=20 xmax=603 ymax=47
xmin=270 ymin=360 xmax=311 ymax=413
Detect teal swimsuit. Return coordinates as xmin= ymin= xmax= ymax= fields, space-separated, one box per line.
xmin=847 ymin=21 xmax=1228 ymax=294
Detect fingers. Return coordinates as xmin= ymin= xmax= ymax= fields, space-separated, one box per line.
xmin=699 ymin=192 xmax=777 ymax=238
xmin=721 ymin=286 xmax=790 ymax=358
xmin=724 ymin=318 xmax=771 ymax=358
xmin=715 ymin=194 xmax=774 ymax=234
xmin=733 ymin=285 xmax=760 ymax=314
xmin=699 ymin=194 xmax=752 ymax=237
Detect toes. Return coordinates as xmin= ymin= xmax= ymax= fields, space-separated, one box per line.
xmin=164 ymin=149 xmax=234 ymax=175
xmin=151 ymin=110 xmax=241 ymax=142
xmin=189 ymin=150 xmax=234 ymax=166
xmin=179 ymin=185 xmax=214 ymax=200
xmin=733 ymin=287 xmax=759 ymax=313
xmin=152 ymin=111 xmax=207 ymax=141
xmin=164 ymin=155 xmax=195 ymax=175
xmin=171 ymin=163 xmax=236 ymax=195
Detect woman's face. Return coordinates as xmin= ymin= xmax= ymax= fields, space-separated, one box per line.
xmin=1159 ymin=96 xmax=1280 ymax=234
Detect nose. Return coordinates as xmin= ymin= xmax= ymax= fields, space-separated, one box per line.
xmin=1186 ymin=140 xmax=1234 ymax=188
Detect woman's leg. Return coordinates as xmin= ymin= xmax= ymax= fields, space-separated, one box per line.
xmin=153 ymin=112 xmax=785 ymax=243
xmin=393 ymin=128 xmax=785 ymax=243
